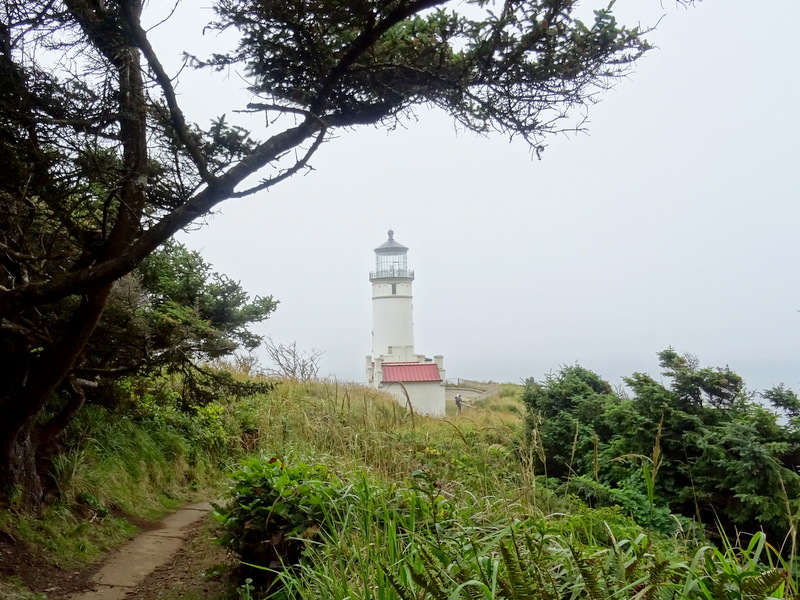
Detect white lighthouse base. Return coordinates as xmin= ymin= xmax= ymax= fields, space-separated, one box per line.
xmin=366 ymin=354 xmax=446 ymax=417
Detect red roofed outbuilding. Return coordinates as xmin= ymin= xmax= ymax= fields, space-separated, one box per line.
xmin=382 ymin=363 xmax=442 ymax=383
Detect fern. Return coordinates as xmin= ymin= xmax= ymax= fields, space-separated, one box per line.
xmin=440 ymin=545 xmax=486 ymax=600
xmin=406 ymin=562 xmax=448 ymax=600
xmin=452 ymin=566 xmax=488 ymax=600
xmin=498 ymin=539 xmax=538 ymax=599
xmin=710 ymin=575 xmax=734 ymax=600
xmin=379 ymin=561 xmax=417 ymax=600
xmin=378 ymin=542 xmax=453 ymax=600
xmin=381 ymin=518 xmax=791 ymax=600
xmin=570 ymin=547 xmax=603 ymax=600
xmin=644 ymin=559 xmax=670 ymax=600
xmin=408 ymin=545 xmax=451 ymax=600
xmin=518 ymin=528 xmax=562 ymax=600
xmin=497 ymin=564 xmax=515 ymax=599
xmin=471 ymin=543 xmax=500 ymax=591
xmin=741 ymin=568 xmax=787 ymax=598
xmin=460 ymin=582 xmax=488 ymax=600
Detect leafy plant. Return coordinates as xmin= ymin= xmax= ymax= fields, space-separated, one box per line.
xmin=213 ymin=458 xmax=345 ymax=588
xmin=384 ymin=521 xmax=794 ymax=600
xmin=675 ymin=532 xmax=792 ymax=600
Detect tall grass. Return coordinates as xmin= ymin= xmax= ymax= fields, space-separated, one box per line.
xmin=211 ymin=379 xmax=798 ymax=600
xmin=49 ymin=404 xmax=228 ymax=516
xmin=245 ymin=466 xmax=795 ymax=600
xmin=246 ymin=379 xmax=533 ymax=495
xmin=1 ymin=383 xmax=248 ymax=566
xmin=474 ymin=383 xmax=525 ymax=415
xmin=4 ymin=374 xmax=796 ymax=599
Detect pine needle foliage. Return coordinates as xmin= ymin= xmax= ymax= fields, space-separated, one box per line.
xmin=522 ymin=354 xmax=800 ymax=542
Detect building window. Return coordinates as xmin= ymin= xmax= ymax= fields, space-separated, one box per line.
xmin=391 ymin=284 xmax=397 ymax=295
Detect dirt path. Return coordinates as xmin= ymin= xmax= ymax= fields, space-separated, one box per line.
xmin=65 ymin=501 xmax=224 ymax=600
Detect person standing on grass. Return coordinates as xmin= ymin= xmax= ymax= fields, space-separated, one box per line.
xmin=455 ymin=394 xmax=463 ymax=415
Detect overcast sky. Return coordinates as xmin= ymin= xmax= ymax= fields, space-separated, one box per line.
xmin=148 ymin=1 xmax=800 ymax=395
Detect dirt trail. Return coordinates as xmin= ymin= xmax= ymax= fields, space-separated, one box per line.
xmin=65 ymin=501 xmax=215 ymax=600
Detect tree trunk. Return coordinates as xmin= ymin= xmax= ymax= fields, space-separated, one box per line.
xmin=36 ymin=377 xmax=96 ymax=475
xmin=0 ymin=6 xmax=149 ymax=506
xmin=0 ymin=286 xmax=112 ymax=506
xmin=0 ymin=424 xmax=43 ymax=507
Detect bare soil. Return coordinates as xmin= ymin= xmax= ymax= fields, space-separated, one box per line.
xmin=0 ymin=524 xmax=95 ymax=598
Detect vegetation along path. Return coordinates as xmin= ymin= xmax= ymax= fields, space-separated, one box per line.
xmin=66 ymin=502 xmax=216 ymax=600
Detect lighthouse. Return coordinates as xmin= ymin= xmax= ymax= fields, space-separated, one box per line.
xmin=366 ymin=230 xmax=446 ymax=417
xmin=370 ymin=229 xmax=414 ymax=358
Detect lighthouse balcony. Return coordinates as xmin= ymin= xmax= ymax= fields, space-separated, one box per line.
xmin=370 ymin=268 xmax=414 ymax=280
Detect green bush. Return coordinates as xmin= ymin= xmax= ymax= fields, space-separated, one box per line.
xmin=522 ymin=355 xmax=800 ymax=542
xmin=213 ymin=458 xmax=345 ymax=587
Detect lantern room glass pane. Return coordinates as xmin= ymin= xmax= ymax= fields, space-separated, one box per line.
xmin=376 ymin=252 xmax=408 ymax=277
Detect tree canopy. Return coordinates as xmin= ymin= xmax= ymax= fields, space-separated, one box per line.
xmin=523 ymin=350 xmax=800 ymax=541
xmin=0 ymin=0 xmax=652 ymax=504
xmin=91 ymin=241 xmax=277 ymax=377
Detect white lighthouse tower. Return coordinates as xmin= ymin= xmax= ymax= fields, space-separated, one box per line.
xmin=371 ymin=229 xmax=415 ymax=359
xmin=366 ymin=230 xmax=446 ymax=417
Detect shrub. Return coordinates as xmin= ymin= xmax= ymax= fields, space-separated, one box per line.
xmin=213 ymin=458 xmax=344 ymax=588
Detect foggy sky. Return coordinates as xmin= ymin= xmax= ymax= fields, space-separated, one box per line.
xmin=148 ymin=1 xmax=800 ymax=394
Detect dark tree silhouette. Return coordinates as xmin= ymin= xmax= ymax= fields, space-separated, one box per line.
xmin=0 ymin=0 xmax=650 ymax=504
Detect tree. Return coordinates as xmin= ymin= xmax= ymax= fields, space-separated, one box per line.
xmin=763 ymin=384 xmax=800 ymax=422
xmin=18 ymin=240 xmax=276 ymax=486
xmin=523 ymin=365 xmax=616 ymax=479
xmin=0 ymin=0 xmax=651 ymax=504
xmin=135 ymin=241 xmax=277 ymax=372
xmin=522 ymin=351 xmax=800 ymax=540
xmin=263 ymin=338 xmax=324 ymax=382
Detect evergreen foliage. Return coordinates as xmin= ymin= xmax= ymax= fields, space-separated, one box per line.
xmin=93 ymin=240 xmax=277 ymax=378
xmin=522 ymin=349 xmax=800 ymax=542
xmin=0 ymin=0 xmax=652 ymax=506
xmin=0 ymin=236 xmax=274 ymax=507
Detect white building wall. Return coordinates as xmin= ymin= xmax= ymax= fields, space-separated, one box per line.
xmin=372 ymin=281 xmax=414 ymax=356
xmin=382 ymin=381 xmax=445 ymax=417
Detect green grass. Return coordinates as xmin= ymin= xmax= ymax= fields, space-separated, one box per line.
xmin=474 ymin=383 xmax=525 ymax=414
xmin=211 ymin=379 xmax=797 ymax=600
xmin=6 ymin=509 xmax=136 ymax=565
xmin=250 ymin=381 xmax=548 ymax=508
xmin=47 ymin=410 xmax=227 ymax=519
xmin=226 ymin=461 xmax=795 ymax=600
xmin=0 ymin=390 xmax=238 ymax=574
xmin=3 ymin=375 xmax=797 ymax=600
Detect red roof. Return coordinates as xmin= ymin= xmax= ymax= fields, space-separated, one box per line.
xmin=382 ymin=362 xmax=441 ymax=383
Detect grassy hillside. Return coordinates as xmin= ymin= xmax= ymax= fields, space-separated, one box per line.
xmin=0 ymin=374 xmax=795 ymax=599
xmin=472 ymin=383 xmax=526 ymax=414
